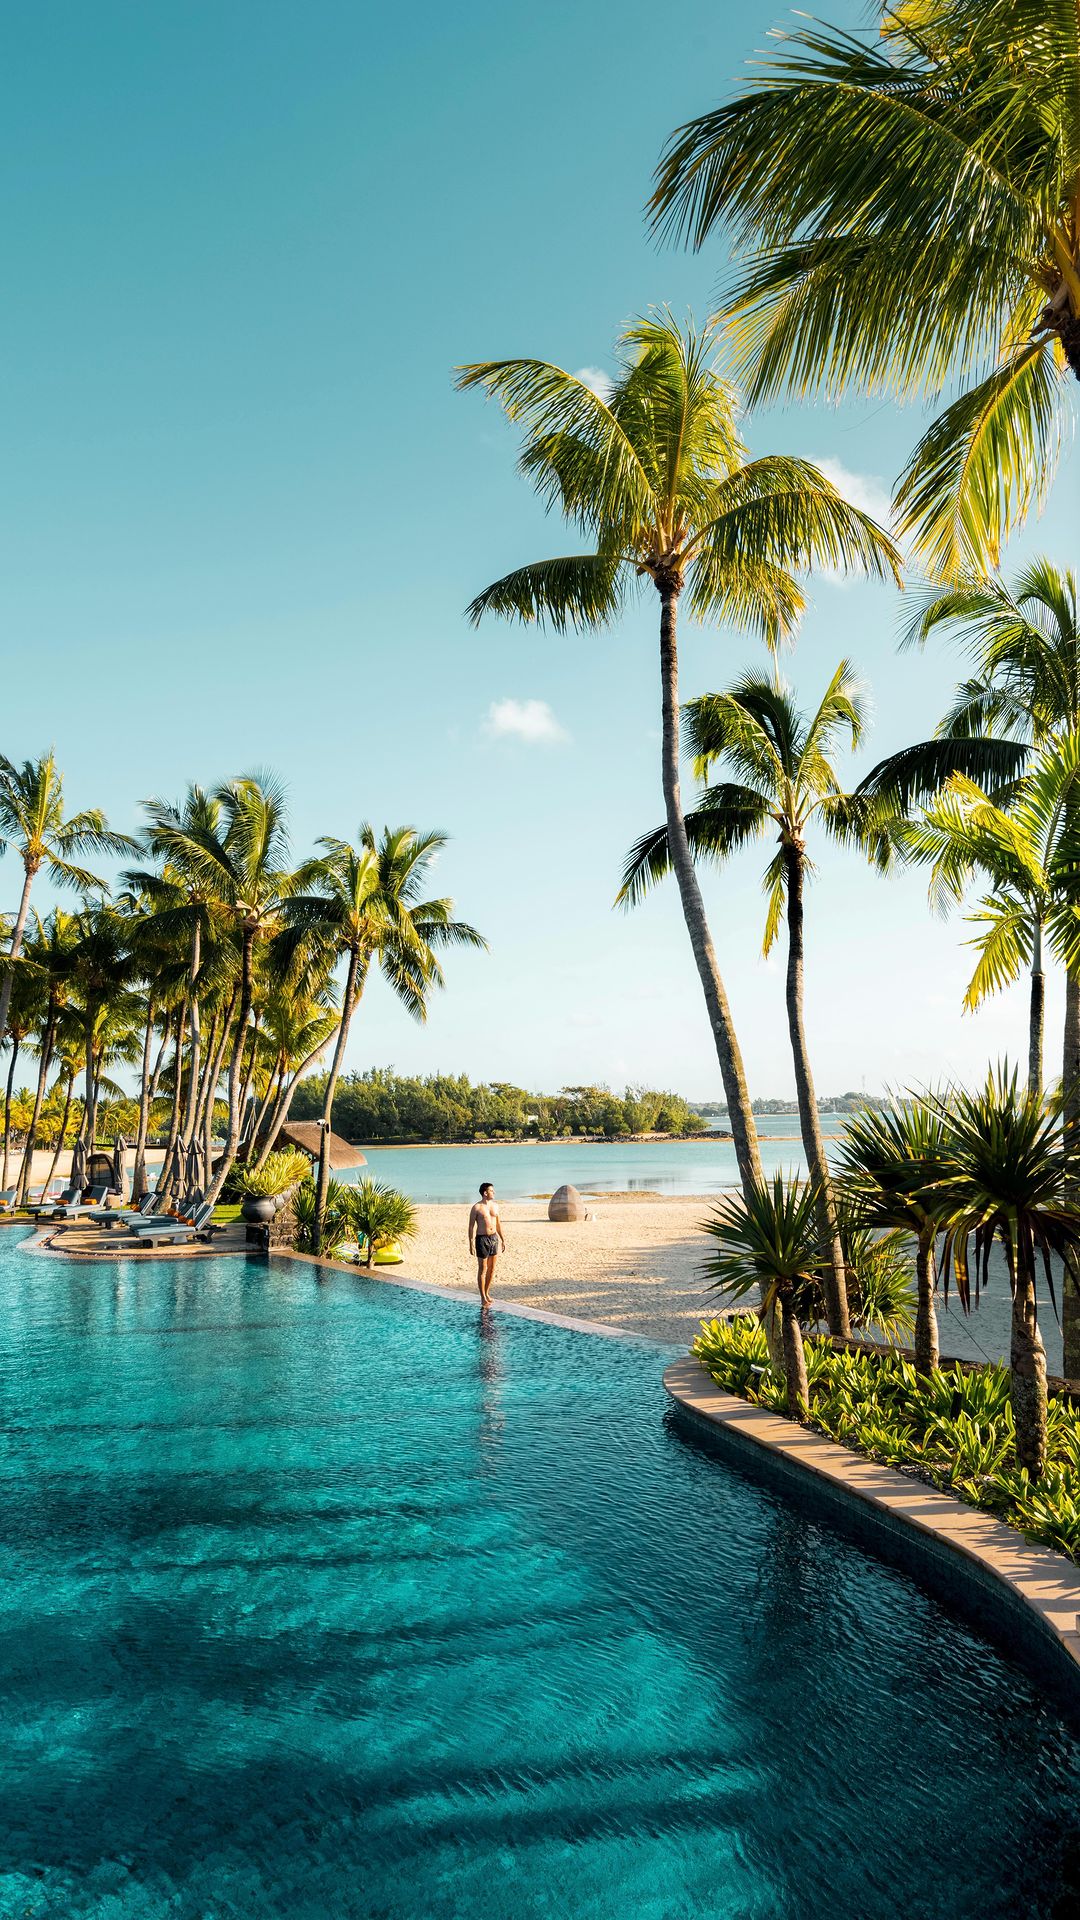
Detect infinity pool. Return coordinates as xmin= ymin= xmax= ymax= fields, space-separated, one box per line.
xmin=1 ymin=1240 xmax=1078 ymax=1918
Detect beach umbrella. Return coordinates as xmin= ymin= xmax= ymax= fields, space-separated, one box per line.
xmin=69 ymin=1137 xmax=88 ymax=1194
xmin=111 ymin=1136 xmax=128 ymax=1199
xmin=185 ymin=1138 xmax=202 ymax=1202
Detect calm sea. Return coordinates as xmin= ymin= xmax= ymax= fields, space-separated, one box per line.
xmin=351 ymin=1113 xmax=830 ymax=1203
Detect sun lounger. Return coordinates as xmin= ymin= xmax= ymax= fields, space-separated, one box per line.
xmin=87 ymin=1192 xmax=162 ymax=1228
xmin=26 ymin=1184 xmax=80 ymax=1219
xmin=0 ymin=1187 xmax=17 ymax=1213
xmin=48 ymin=1184 xmax=113 ymax=1221
xmin=126 ymin=1201 xmax=221 ymax=1248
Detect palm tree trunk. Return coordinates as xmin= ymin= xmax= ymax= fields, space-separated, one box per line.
xmin=1062 ymin=969 xmax=1080 ymax=1379
xmin=204 ymin=931 xmax=256 ymax=1207
xmin=43 ymin=1075 xmax=74 ymax=1193
xmin=131 ymin=1003 xmax=163 ymax=1202
xmin=913 ymin=1227 xmax=939 ymax=1375
xmin=82 ymin=1011 xmax=98 ymax=1158
xmin=158 ymin=1007 xmax=188 ymax=1200
xmin=1028 ymin=915 xmax=1044 ymax=1097
xmin=781 ymin=843 xmax=850 ymax=1338
xmin=179 ymin=924 xmax=202 ymax=1153
xmin=0 ymin=864 xmax=35 ymax=1052
xmin=2 ymin=1033 xmax=21 ymax=1188
xmin=252 ymin=1033 xmax=338 ymax=1170
xmin=1011 ymin=1223 xmax=1048 ymax=1475
xmin=237 ymin=1013 xmax=263 ymax=1141
xmin=314 ymin=945 xmax=362 ymax=1253
xmin=658 ymin=580 xmax=762 ymax=1196
xmin=248 ymin=1059 xmax=282 ymax=1162
xmin=780 ymin=1291 xmax=809 ymax=1416
xmin=16 ymin=1003 xmax=57 ymax=1203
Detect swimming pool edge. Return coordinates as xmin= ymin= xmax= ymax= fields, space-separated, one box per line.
xmin=274 ymin=1249 xmax=676 ymax=1348
xmin=663 ymin=1355 xmax=1080 ymax=1705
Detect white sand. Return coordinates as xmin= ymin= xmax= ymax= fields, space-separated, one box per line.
xmin=394 ymin=1197 xmax=725 ymax=1345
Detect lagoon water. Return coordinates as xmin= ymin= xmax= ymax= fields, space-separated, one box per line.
xmin=0 ymin=1237 xmax=1077 ymax=1917
xmin=356 ymin=1116 xmax=823 ymax=1203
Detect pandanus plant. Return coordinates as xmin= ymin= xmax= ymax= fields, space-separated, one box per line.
xmin=837 ymin=1100 xmax=952 ymax=1375
xmin=919 ymin=1069 xmax=1080 ymax=1476
xmin=699 ymin=1174 xmax=826 ymax=1417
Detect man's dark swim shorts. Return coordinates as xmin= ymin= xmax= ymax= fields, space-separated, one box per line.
xmin=475 ymin=1233 xmax=498 ymax=1258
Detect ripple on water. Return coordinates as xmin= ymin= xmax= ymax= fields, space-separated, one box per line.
xmin=0 ymin=1242 xmax=1077 ymax=1919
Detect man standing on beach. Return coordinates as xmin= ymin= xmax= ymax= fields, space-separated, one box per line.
xmin=468 ymin=1182 xmax=505 ymax=1306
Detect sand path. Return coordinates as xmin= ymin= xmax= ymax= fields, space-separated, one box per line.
xmin=393 ymin=1197 xmax=721 ymax=1346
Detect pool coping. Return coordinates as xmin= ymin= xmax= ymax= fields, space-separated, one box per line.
xmin=664 ymin=1355 xmax=1080 ymax=1697
xmin=274 ymin=1248 xmax=675 ymax=1348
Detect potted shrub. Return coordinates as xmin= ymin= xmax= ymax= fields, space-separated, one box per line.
xmin=233 ymin=1149 xmax=311 ymax=1225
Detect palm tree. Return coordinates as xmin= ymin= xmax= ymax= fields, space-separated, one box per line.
xmin=1 ymin=965 xmax=41 ymax=1189
xmin=899 ymin=745 xmax=1080 ymax=1095
xmin=920 ymin=1068 xmax=1080 ymax=1475
xmin=699 ymin=1174 xmax=823 ymax=1415
xmin=281 ymin=826 xmax=485 ymax=1250
xmin=69 ymin=904 xmax=137 ymax=1155
xmin=458 ymin=314 xmax=900 ymax=1196
xmin=837 ymin=1100 xmax=951 ymax=1375
xmin=618 ymin=661 xmax=897 ymax=1336
xmin=859 ymin=558 xmax=1080 ymax=1368
xmin=0 ymin=752 xmax=132 ymax=1051
xmin=651 ymin=2 xmax=1079 ymax=581
xmin=14 ymin=909 xmax=77 ymax=1204
xmin=137 ymin=775 xmax=320 ymax=1206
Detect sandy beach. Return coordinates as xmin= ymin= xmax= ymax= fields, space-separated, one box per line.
xmin=394 ymin=1196 xmax=720 ymax=1346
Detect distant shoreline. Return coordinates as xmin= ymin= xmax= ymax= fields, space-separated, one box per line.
xmin=356 ymin=1133 xmax=840 ymax=1150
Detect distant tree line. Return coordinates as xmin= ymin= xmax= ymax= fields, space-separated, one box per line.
xmin=695 ymin=1093 xmax=890 ymax=1118
xmin=292 ymin=1069 xmax=705 ymax=1142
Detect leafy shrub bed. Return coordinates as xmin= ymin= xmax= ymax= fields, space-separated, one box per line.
xmin=692 ymin=1316 xmax=1080 ymax=1563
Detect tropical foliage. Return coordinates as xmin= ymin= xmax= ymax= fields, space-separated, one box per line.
xmin=292 ymin=1069 xmax=705 ymax=1142
xmin=651 ymin=2 xmax=1080 ymax=578
xmin=0 ymin=761 xmax=482 ymax=1216
xmin=459 ymin=313 xmax=899 ymax=1199
xmin=694 ymin=1316 xmax=1080 ymax=1564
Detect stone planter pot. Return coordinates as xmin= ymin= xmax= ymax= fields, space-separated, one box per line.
xmin=240 ymin=1195 xmax=276 ymax=1226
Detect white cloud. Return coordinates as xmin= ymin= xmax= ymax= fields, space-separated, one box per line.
xmin=814 ymin=458 xmax=894 ymax=529
xmin=485 ymin=697 xmax=569 ymax=745
xmin=811 ymin=458 xmax=899 ymax=587
xmin=574 ymin=365 xmax=613 ymax=401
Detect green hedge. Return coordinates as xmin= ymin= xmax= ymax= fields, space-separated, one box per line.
xmin=692 ymin=1316 xmax=1080 ymax=1563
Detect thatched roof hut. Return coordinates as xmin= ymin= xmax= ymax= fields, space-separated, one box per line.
xmin=548 ymin=1182 xmax=587 ymax=1222
xmin=277 ymin=1123 xmax=367 ymax=1172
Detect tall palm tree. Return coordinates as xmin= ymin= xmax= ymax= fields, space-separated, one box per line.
xmin=899 ymin=745 xmax=1080 ymax=1095
xmin=137 ymin=775 xmax=319 ymax=1205
xmin=700 ymin=1174 xmax=823 ymax=1415
xmin=0 ymin=751 xmax=132 ymax=1050
xmin=860 ymin=559 xmax=1080 ymax=1368
xmin=282 ymin=826 xmax=485 ymax=1250
xmin=69 ymin=904 xmax=136 ymax=1155
xmin=618 ymin=661 xmax=895 ymax=1336
xmin=458 ymin=314 xmax=900 ymax=1196
xmin=14 ymin=909 xmax=77 ymax=1203
xmin=921 ymin=1068 xmax=1080 ymax=1475
xmin=651 ymin=1 xmax=1079 ymax=579
xmin=837 ymin=1100 xmax=951 ymax=1375
xmin=1 ymin=966 xmax=41 ymax=1189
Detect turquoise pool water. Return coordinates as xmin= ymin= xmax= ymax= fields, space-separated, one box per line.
xmin=1 ymin=1238 xmax=1078 ymax=1918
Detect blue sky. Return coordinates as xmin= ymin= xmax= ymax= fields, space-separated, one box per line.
xmin=2 ymin=0 xmax=1077 ymax=1102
